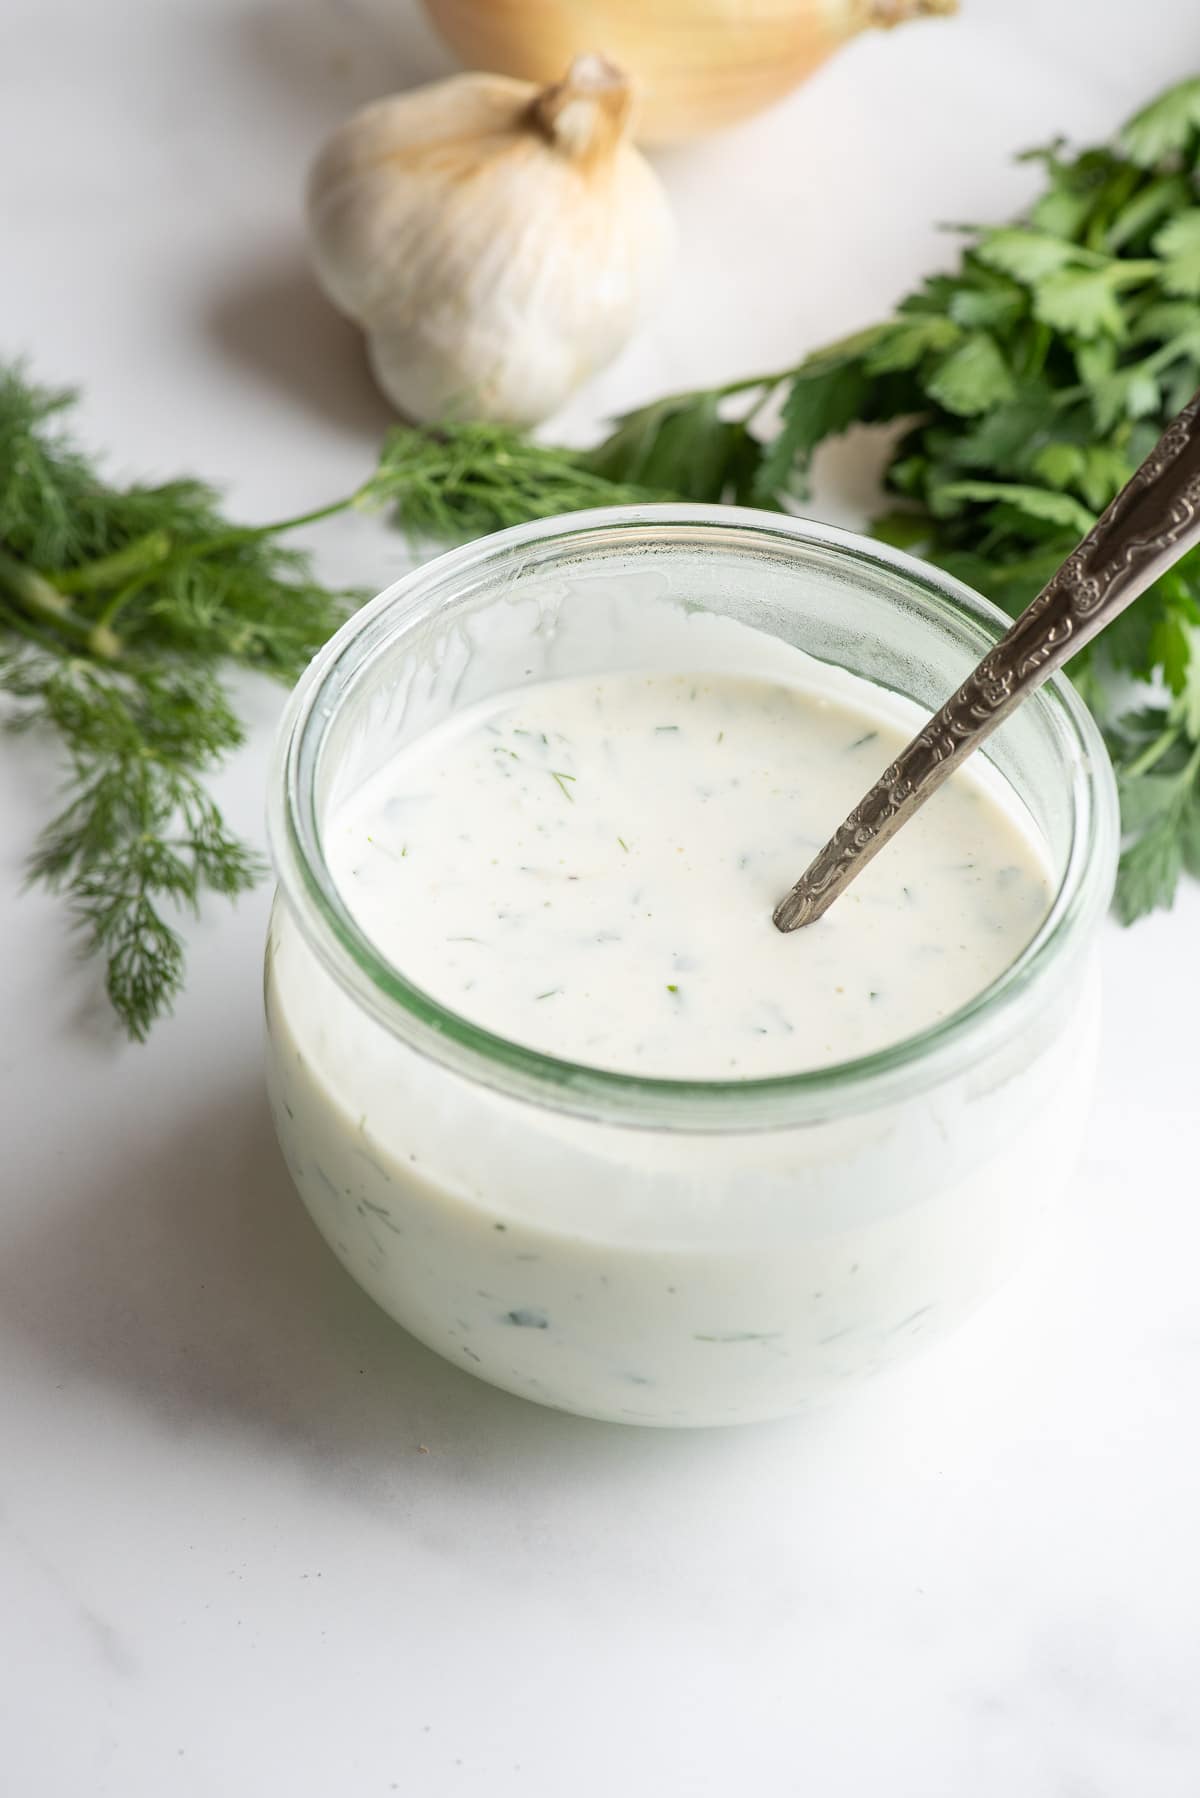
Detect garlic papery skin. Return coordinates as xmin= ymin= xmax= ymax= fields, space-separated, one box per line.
xmin=306 ymin=58 xmax=674 ymax=427
xmin=421 ymin=0 xmax=958 ymax=145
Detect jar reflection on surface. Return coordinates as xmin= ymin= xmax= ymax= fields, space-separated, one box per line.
xmin=264 ymin=506 xmax=1118 ymax=1427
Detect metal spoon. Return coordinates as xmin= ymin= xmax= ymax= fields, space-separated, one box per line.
xmin=773 ymin=390 xmax=1200 ymax=932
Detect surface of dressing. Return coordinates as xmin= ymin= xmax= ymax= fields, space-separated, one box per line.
xmin=328 ymin=673 xmax=1053 ymax=1079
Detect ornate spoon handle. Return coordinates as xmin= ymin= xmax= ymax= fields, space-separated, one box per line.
xmin=773 ymin=389 xmax=1200 ymax=932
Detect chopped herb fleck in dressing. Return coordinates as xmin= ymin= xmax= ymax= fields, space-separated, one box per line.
xmin=327 ymin=673 xmax=1052 ymax=1079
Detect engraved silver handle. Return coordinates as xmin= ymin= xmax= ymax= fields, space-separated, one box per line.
xmin=773 ymin=389 xmax=1200 ymax=932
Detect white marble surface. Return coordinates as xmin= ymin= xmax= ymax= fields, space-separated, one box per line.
xmin=3 ymin=0 xmax=1200 ymax=1791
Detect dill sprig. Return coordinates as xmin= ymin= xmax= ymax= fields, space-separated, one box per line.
xmin=0 ymin=368 xmax=361 ymax=1039
xmin=0 ymin=373 xmax=657 ymax=1039
xmin=364 ymin=423 xmax=658 ymax=537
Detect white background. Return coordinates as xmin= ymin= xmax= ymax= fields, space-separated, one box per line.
xmin=3 ymin=1 xmax=1200 ymax=1792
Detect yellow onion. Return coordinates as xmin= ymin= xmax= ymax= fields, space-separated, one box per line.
xmin=421 ymin=0 xmax=958 ymax=144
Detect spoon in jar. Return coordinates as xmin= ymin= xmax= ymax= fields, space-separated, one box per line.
xmin=773 ymin=389 xmax=1200 ymax=932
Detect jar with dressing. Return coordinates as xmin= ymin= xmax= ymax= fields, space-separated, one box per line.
xmin=264 ymin=507 xmax=1118 ymax=1427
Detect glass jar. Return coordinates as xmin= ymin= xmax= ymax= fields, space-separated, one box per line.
xmin=265 ymin=506 xmax=1118 ymax=1427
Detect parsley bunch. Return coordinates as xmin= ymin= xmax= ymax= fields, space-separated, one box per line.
xmin=385 ymin=77 xmax=1200 ymax=919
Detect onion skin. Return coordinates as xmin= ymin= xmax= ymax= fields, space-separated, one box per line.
xmin=421 ymin=0 xmax=958 ymax=144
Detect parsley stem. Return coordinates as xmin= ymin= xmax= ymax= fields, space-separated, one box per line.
xmin=1122 ymin=723 xmax=1180 ymax=779
xmin=713 ymin=370 xmax=790 ymax=401
xmin=1023 ymin=321 xmax=1052 ymax=380
xmin=617 ymin=329 xmax=886 ymax=418
xmin=741 ymin=381 xmax=785 ymax=429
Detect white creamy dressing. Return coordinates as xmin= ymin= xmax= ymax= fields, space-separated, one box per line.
xmin=327 ymin=672 xmax=1053 ymax=1078
xmin=265 ymin=661 xmax=1086 ymax=1426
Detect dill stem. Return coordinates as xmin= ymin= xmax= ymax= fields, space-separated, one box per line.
xmin=90 ymin=493 xmax=363 ymax=617
xmin=179 ymin=494 xmax=358 ymax=559
xmin=0 ymin=547 xmax=104 ymax=652
xmin=68 ymin=491 xmax=366 ymax=645
xmin=88 ymin=573 xmax=149 ymax=657
xmin=53 ymin=530 xmax=173 ymax=595
xmin=0 ymin=594 xmax=68 ymax=655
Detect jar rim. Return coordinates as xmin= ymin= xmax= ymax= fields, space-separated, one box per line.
xmin=268 ymin=504 xmax=1119 ymax=1131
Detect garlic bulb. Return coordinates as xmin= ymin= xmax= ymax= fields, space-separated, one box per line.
xmin=421 ymin=0 xmax=958 ymax=145
xmin=306 ymin=57 xmax=674 ymax=427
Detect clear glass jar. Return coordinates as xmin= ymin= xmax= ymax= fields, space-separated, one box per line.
xmin=265 ymin=506 xmax=1118 ymax=1427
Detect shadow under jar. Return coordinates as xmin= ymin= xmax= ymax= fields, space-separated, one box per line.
xmin=264 ymin=506 xmax=1118 ymax=1428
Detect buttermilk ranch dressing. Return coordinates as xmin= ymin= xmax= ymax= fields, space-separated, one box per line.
xmin=326 ymin=672 xmax=1052 ymax=1078
xmin=265 ymin=657 xmax=1088 ymax=1426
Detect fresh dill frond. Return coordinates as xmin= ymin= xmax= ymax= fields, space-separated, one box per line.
xmin=364 ymin=421 xmax=658 ymax=539
xmin=0 ymin=376 xmax=656 ymax=1040
xmin=0 ymin=365 xmax=358 ymax=1037
xmin=4 ymin=649 xmax=263 ymax=1037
